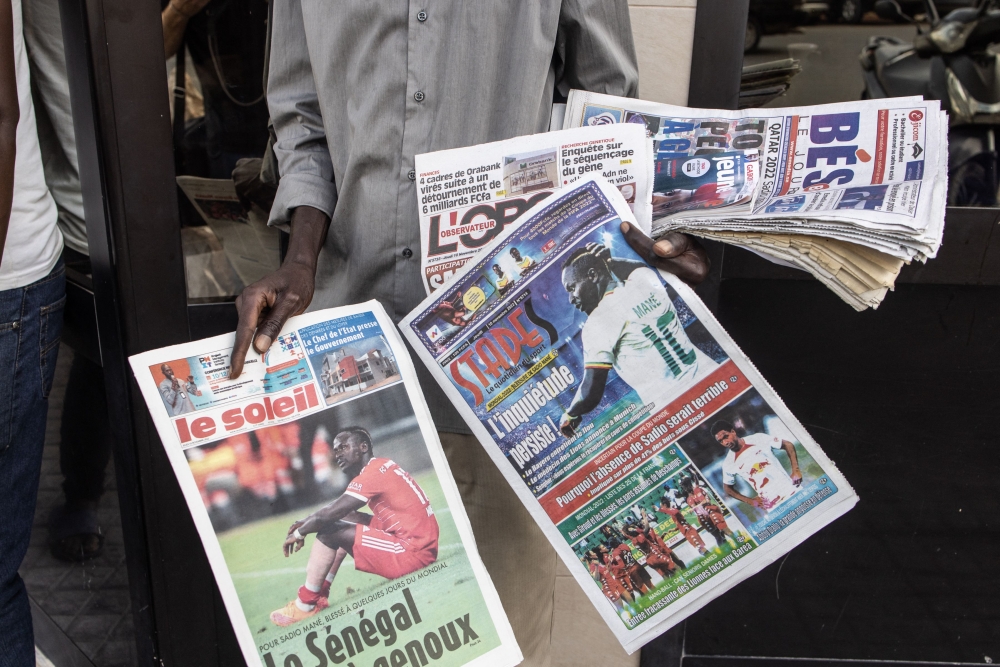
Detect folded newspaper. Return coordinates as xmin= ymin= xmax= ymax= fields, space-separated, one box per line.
xmin=401 ymin=176 xmax=858 ymax=652
xmin=562 ymin=91 xmax=948 ymax=311
xmin=416 ymin=124 xmax=653 ymax=294
xmin=128 ymin=303 xmax=521 ymax=667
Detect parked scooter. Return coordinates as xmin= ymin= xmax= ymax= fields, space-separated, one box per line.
xmin=860 ymin=0 xmax=1000 ymax=205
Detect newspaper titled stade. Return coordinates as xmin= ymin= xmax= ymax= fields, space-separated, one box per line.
xmin=128 ymin=303 xmax=520 ymax=667
xmin=401 ymin=176 xmax=857 ymax=652
xmin=415 ymin=124 xmax=653 ymax=294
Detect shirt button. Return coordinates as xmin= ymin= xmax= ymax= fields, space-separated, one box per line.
xmin=417 ymin=10 xmax=427 ymax=22
xmin=413 ymin=91 xmax=425 ymax=103
xmin=407 ymin=169 xmax=416 ymax=181
xmin=402 ymin=248 xmax=413 ymax=258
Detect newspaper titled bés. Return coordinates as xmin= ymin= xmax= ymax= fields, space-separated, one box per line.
xmin=401 ymin=176 xmax=858 ymax=653
xmin=562 ymin=91 xmax=947 ymax=311
xmin=562 ymin=91 xmax=945 ymax=261
xmin=416 ymin=124 xmax=653 ymax=294
xmin=128 ymin=303 xmax=521 ymax=667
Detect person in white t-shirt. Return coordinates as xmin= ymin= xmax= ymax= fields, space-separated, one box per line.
xmin=711 ymin=420 xmax=803 ymax=514
xmin=559 ymin=245 xmax=716 ymax=436
xmin=0 ymin=0 xmax=65 ymax=662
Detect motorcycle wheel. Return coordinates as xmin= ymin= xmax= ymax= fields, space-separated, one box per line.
xmin=838 ymin=0 xmax=865 ymax=23
xmin=948 ymin=159 xmax=998 ymax=207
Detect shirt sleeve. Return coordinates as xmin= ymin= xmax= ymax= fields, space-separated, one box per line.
xmin=345 ymin=466 xmax=378 ymax=503
xmin=555 ymin=0 xmax=639 ymax=98
xmin=266 ymin=0 xmax=337 ymax=230
xmin=158 ymin=381 xmax=178 ymax=407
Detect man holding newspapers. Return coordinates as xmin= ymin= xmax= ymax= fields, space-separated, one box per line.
xmin=227 ymin=2 xmax=708 ymax=663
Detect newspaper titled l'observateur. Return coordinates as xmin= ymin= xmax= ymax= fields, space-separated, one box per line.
xmin=401 ymin=177 xmax=858 ymax=652
xmin=128 ymin=304 xmax=520 ymax=667
xmin=416 ymin=123 xmax=653 ymax=294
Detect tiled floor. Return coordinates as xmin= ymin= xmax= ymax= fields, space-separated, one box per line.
xmin=19 ymin=345 xmax=136 ymax=667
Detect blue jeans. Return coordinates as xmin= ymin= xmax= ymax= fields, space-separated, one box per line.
xmin=0 ymin=262 xmax=65 ymax=666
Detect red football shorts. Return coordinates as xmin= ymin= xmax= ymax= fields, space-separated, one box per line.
xmin=352 ymin=524 xmax=436 ymax=580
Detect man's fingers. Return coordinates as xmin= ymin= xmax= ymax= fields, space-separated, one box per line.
xmin=253 ymin=294 xmax=301 ymax=354
xmin=652 ymin=232 xmax=693 ymax=259
xmin=620 ymin=222 xmax=710 ymax=286
xmin=230 ymin=288 xmax=270 ymax=379
xmin=657 ymin=245 xmax=711 ymax=285
xmin=620 ymin=221 xmax=656 ymax=258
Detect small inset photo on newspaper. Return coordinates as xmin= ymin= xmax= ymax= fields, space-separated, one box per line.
xmin=188 ymin=384 xmax=492 ymax=640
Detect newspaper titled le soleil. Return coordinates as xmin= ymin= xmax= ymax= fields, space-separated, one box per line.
xmin=129 ymin=303 xmax=520 ymax=667
xmin=401 ymin=176 xmax=858 ymax=653
xmin=416 ymin=124 xmax=653 ymax=294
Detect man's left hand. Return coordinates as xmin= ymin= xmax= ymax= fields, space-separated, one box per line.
xmin=791 ymin=468 xmax=803 ymax=486
xmin=559 ymin=413 xmax=581 ymax=438
xmin=283 ymin=520 xmax=306 ymax=557
xmin=620 ymin=222 xmax=710 ymax=286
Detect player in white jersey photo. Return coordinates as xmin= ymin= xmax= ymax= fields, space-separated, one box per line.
xmin=712 ymin=419 xmax=803 ymax=513
xmin=558 ymin=245 xmax=717 ymax=436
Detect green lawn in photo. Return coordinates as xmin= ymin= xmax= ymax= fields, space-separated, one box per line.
xmin=218 ymin=471 xmax=502 ymax=666
xmin=621 ymin=535 xmax=757 ymax=628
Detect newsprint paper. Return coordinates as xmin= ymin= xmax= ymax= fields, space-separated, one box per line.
xmin=128 ymin=303 xmax=520 ymax=667
xmin=401 ymin=177 xmax=858 ymax=652
xmin=415 ymin=123 xmax=653 ymax=294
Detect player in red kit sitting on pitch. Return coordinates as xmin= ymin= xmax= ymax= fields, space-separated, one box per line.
xmin=658 ymin=497 xmax=707 ymax=555
xmin=270 ymin=427 xmax=439 ymax=627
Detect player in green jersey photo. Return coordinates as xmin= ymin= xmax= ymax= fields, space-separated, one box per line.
xmin=558 ymin=245 xmax=717 ymax=436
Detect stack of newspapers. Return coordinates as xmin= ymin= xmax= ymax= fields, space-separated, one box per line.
xmin=561 ymin=92 xmax=948 ymax=311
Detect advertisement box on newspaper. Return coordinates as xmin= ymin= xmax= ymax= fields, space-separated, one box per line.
xmin=129 ymin=304 xmax=521 ymax=667
xmin=415 ymin=124 xmax=653 ymax=294
xmin=401 ymin=177 xmax=858 ymax=652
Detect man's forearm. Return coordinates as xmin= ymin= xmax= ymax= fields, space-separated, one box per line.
xmin=567 ymin=368 xmax=609 ymax=417
xmin=161 ymin=3 xmax=190 ymax=59
xmin=782 ymin=441 xmax=800 ymax=471
xmin=285 ymin=206 xmax=331 ymax=272
xmin=724 ymin=485 xmax=755 ymax=506
xmin=297 ymin=494 xmax=363 ymax=535
xmin=299 ymin=506 xmax=346 ymax=534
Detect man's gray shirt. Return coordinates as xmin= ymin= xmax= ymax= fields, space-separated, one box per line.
xmin=267 ymin=0 xmax=638 ymax=431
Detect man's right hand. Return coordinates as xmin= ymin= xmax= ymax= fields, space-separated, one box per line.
xmin=229 ymin=206 xmax=330 ymax=379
